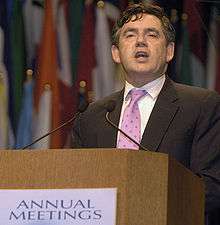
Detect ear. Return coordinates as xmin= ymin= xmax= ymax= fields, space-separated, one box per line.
xmin=111 ymin=45 xmax=121 ymax=64
xmin=166 ymin=42 xmax=175 ymax=62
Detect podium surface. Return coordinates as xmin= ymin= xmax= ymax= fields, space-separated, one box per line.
xmin=0 ymin=149 xmax=205 ymax=225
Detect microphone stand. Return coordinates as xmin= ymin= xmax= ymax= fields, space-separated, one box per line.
xmin=105 ymin=111 xmax=149 ymax=151
xmin=22 ymin=112 xmax=81 ymax=149
xmin=22 ymin=102 xmax=89 ymax=149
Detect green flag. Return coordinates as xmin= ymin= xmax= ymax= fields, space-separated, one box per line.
xmin=68 ymin=0 xmax=85 ymax=83
xmin=177 ymin=17 xmax=192 ymax=85
xmin=10 ymin=0 xmax=26 ymax=132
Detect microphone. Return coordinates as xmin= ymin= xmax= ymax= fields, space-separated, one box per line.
xmin=104 ymin=100 xmax=149 ymax=151
xmin=22 ymin=101 xmax=89 ymax=149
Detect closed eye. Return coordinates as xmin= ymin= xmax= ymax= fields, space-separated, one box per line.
xmin=147 ymin=32 xmax=159 ymax=38
xmin=122 ymin=28 xmax=138 ymax=38
xmin=126 ymin=34 xmax=135 ymax=38
xmin=145 ymin=28 xmax=160 ymax=38
xmin=124 ymin=31 xmax=137 ymax=38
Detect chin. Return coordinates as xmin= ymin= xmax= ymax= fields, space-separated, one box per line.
xmin=130 ymin=70 xmax=152 ymax=76
xmin=132 ymin=65 xmax=154 ymax=73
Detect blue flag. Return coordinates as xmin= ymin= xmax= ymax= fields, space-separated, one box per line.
xmin=15 ymin=78 xmax=33 ymax=149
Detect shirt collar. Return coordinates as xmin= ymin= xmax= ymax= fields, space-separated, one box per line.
xmin=124 ymin=75 xmax=166 ymax=101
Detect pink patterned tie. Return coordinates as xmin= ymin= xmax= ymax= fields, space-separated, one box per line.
xmin=117 ymin=89 xmax=146 ymax=150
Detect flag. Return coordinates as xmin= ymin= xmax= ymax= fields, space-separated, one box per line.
xmin=56 ymin=0 xmax=75 ymax=146
xmin=9 ymin=0 xmax=26 ymax=132
xmin=215 ymin=16 xmax=220 ymax=93
xmin=106 ymin=1 xmax=124 ymax=91
xmin=206 ymin=6 xmax=218 ymax=91
xmin=57 ymin=0 xmax=72 ymax=86
xmin=176 ymin=15 xmax=192 ymax=85
xmin=15 ymin=73 xmax=33 ymax=149
xmin=167 ymin=8 xmax=179 ymax=81
xmin=0 ymin=27 xmax=9 ymax=148
xmin=23 ymin=0 xmax=44 ymax=67
xmin=34 ymin=0 xmax=62 ymax=148
xmin=0 ymin=26 xmax=14 ymax=149
xmin=93 ymin=1 xmax=118 ymax=100
xmin=75 ymin=1 xmax=96 ymax=105
xmin=68 ymin=0 xmax=85 ymax=83
xmin=33 ymin=85 xmax=52 ymax=149
xmin=0 ymin=72 xmax=8 ymax=149
xmin=0 ymin=0 xmax=13 ymax=143
xmin=183 ymin=0 xmax=206 ymax=87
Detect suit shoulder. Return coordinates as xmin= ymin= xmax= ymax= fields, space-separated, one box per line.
xmin=172 ymin=81 xmax=220 ymax=103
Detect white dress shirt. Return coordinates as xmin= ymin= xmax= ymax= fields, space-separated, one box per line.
xmin=117 ymin=75 xmax=166 ymax=142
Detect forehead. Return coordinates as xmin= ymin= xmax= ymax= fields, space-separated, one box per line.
xmin=121 ymin=14 xmax=163 ymax=32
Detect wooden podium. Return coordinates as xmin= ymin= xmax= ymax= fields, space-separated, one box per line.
xmin=0 ymin=149 xmax=204 ymax=225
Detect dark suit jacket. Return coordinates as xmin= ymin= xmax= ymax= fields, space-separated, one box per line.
xmin=72 ymin=77 xmax=220 ymax=212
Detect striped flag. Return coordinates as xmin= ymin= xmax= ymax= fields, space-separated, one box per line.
xmin=56 ymin=0 xmax=75 ymax=146
xmin=34 ymin=0 xmax=62 ymax=148
xmin=57 ymin=0 xmax=72 ymax=86
xmin=93 ymin=1 xmax=118 ymax=100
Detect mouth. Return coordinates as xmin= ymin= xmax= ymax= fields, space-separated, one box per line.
xmin=135 ymin=51 xmax=149 ymax=59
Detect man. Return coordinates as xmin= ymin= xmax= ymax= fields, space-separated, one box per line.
xmin=72 ymin=3 xmax=220 ymax=214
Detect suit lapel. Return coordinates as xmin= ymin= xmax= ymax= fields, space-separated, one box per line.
xmin=141 ymin=78 xmax=179 ymax=152
xmin=97 ymin=90 xmax=124 ymax=148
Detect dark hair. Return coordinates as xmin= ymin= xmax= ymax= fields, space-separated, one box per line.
xmin=111 ymin=3 xmax=176 ymax=46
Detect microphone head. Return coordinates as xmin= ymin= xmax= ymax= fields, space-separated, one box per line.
xmin=105 ymin=100 xmax=116 ymax=112
xmin=78 ymin=101 xmax=89 ymax=113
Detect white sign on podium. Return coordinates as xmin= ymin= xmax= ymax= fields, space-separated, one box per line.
xmin=0 ymin=188 xmax=117 ymax=225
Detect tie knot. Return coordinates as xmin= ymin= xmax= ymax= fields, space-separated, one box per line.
xmin=129 ymin=89 xmax=146 ymax=103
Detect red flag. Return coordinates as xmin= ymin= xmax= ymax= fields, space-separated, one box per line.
xmin=34 ymin=0 xmax=62 ymax=148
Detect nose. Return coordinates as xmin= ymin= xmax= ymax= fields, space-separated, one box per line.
xmin=136 ymin=34 xmax=147 ymax=47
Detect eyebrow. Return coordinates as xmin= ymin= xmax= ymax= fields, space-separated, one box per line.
xmin=122 ymin=28 xmax=138 ymax=36
xmin=122 ymin=27 xmax=160 ymax=36
xmin=145 ymin=28 xmax=160 ymax=35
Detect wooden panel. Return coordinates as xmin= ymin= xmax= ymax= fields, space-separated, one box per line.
xmin=125 ymin=151 xmax=167 ymax=225
xmin=0 ymin=149 xmax=130 ymax=225
xmin=167 ymin=157 xmax=205 ymax=225
xmin=0 ymin=149 xmax=204 ymax=225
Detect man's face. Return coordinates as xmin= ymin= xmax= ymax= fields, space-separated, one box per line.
xmin=111 ymin=14 xmax=174 ymax=84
